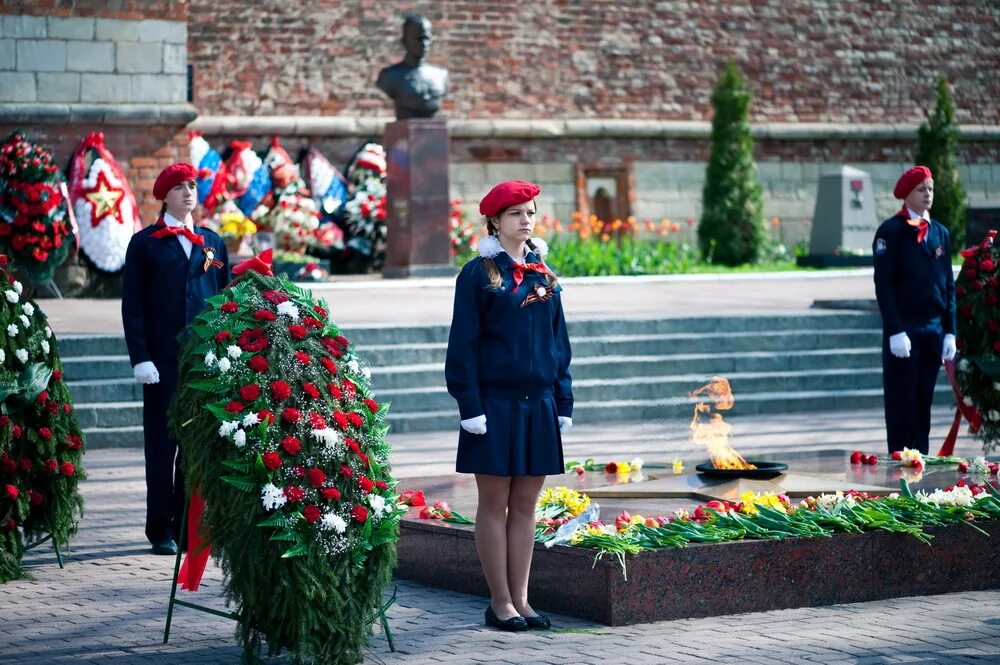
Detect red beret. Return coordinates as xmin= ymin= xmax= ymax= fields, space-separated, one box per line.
xmin=153 ymin=162 xmax=198 ymax=200
xmin=892 ymin=165 xmax=933 ymax=199
xmin=479 ymin=180 xmax=541 ymax=217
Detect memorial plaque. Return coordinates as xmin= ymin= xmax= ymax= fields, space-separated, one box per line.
xmin=798 ymin=165 xmax=879 ymax=267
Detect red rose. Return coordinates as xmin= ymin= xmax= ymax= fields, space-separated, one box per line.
xmin=284 ymin=485 xmax=305 ymax=502
xmin=3 ymin=519 xmax=14 ymax=531
xmin=0 ymin=455 xmax=14 ymax=474
xmin=270 ymin=380 xmax=292 ymax=400
xmin=313 ymin=305 xmax=327 ymax=318
xmin=51 ymin=370 xmax=62 ymax=382
xmin=865 ymin=454 xmax=878 ymax=466
xmin=604 ymin=462 xmax=618 ymax=474
xmin=249 ymin=355 xmax=269 ymax=372
xmin=215 ymin=331 xmax=233 ymax=343
xmin=36 ymin=390 xmax=48 ymax=404
xmin=291 ymin=465 xmax=305 ymax=478
xmin=281 ymin=436 xmax=301 ymax=455
xmin=982 ymin=259 xmax=996 ymax=272
xmin=225 ymin=400 xmax=245 ymax=413
xmin=307 ymin=467 xmax=326 ymax=488
xmin=303 ymin=382 xmax=320 ymax=399
xmin=0 ymin=416 xmax=8 ymax=427
xmin=28 ymin=489 xmax=44 ymax=506
xmin=849 ymin=451 xmax=863 ymax=465
xmin=351 ymin=505 xmax=368 ymax=524
xmin=321 ymin=487 xmax=341 ymax=501
xmin=347 ymin=412 xmax=364 ymax=428
xmin=375 ymin=480 xmax=388 ymax=490
xmin=44 ymin=458 xmax=58 ymax=473
xmin=302 ymin=316 xmax=322 ymax=329
xmin=344 ymin=437 xmax=361 ymax=454
xmin=282 ymin=407 xmax=301 ymax=423
xmin=11 ymin=425 xmax=21 ymax=438
xmin=308 ymin=412 xmax=326 ymax=429
xmin=238 ymin=327 xmax=269 ymax=352
xmin=358 ymin=476 xmax=375 ymax=493
xmin=328 ymin=383 xmax=342 ymax=400
xmin=288 ymin=325 xmax=308 ymax=340
xmin=59 ymin=461 xmax=75 ymax=477
xmin=333 ymin=411 xmax=349 ymax=430
xmin=4 ymin=484 xmax=18 ymax=500
xmin=64 ymin=435 xmax=83 ymax=450
xmin=321 ymin=357 xmax=337 ymax=375
xmin=239 ymin=384 xmax=261 ymax=402
xmin=254 ymin=309 xmax=276 ymax=321
xmin=263 ymin=290 xmax=289 ymax=305
xmin=364 ymin=398 xmax=379 ymax=414
xmin=38 ymin=427 xmax=52 ymax=441
xmin=294 ymin=351 xmax=311 ymax=365
xmin=262 ymin=451 xmax=282 ymax=471
xmin=63 ymin=403 xmax=71 ymax=413
xmin=302 ymin=504 xmax=321 ymax=524
xmin=335 ymin=335 xmax=350 ymax=350
xmin=221 ymin=301 xmax=239 ymax=313
xmin=340 ymin=464 xmax=353 ymax=479
xmin=958 ymin=461 xmax=970 ymax=473
xmin=258 ymin=409 xmax=275 ymax=425
xmin=891 ymin=451 xmax=903 ymax=461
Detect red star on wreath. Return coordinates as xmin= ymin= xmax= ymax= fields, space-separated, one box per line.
xmin=81 ymin=170 xmax=125 ymax=227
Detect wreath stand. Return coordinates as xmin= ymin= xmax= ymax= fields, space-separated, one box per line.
xmin=23 ymin=531 xmax=64 ymax=568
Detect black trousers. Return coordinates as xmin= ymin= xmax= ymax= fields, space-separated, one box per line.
xmin=142 ymin=364 xmax=185 ymax=544
xmin=881 ymin=329 xmax=942 ymax=455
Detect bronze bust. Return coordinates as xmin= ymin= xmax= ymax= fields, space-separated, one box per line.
xmin=376 ymin=14 xmax=449 ymax=120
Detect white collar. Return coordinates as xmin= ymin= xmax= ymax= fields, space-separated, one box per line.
xmin=163 ymin=211 xmax=192 ymax=229
xmin=906 ymin=207 xmax=930 ymax=222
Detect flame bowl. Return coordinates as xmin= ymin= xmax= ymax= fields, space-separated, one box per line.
xmin=695 ymin=461 xmax=789 ymax=479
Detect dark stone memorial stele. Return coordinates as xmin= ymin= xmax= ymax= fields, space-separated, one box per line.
xmin=377 ymin=14 xmax=453 ymax=278
xmin=966 ymin=207 xmax=1000 ymax=247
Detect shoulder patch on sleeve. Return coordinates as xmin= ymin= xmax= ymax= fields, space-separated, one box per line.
xmin=875 ymin=238 xmax=887 ymax=255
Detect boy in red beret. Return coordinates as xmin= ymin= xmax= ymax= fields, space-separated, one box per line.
xmin=445 ymin=180 xmax=573 ymax=631
xmin=121 ymin=162 xmax=231 ymax=555
xmin=873 ymin=165 xmax=956 ymax=454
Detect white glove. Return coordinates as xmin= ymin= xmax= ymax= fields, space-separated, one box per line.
xmin=558 ymin=416 xmax=573 ymax=432
xmin=942 ymin=334 xmax=956 ymax=361
xmin=461 ymin=414 xmax=487 ymax=434
xmin=888 ymin=332 xmax=911 ymax=359
xmin=133 ymin=361 xmax=160 ymax=385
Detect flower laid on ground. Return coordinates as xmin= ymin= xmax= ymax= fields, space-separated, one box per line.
xmin=900 ymin=448 xmax=925 ymax=471
xmin=566 ymin=457 xmax=644 ymax=475
xmin=399 ymin=489 xmax=426 ymax=507
xmin=966 ymin=456 xmax=999 ymax=476
xmin=849 ymin=450 xmax=879 ymax=465
xmin=415 ymin=499 xmax=474 ymax=524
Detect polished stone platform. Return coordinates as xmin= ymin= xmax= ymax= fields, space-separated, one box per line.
xmin=395 ymin=451 xmax=1000 ymax=625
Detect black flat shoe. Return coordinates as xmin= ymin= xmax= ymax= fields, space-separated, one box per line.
xmin=484 ymin=606 xmax=528 ymax=632
xmin=151 ymin=539 xmax=178 ymax=556
xmin=524 ymin=614 xmax=551 ymax=630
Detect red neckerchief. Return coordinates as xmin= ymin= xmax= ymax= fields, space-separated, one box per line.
xmin=899 ymin=205 xmax=928 ymax=244
xmin=150 ymin=216 xmax=205 ymax=247
xmin=510 ymin=262 xmax=547 ymax=290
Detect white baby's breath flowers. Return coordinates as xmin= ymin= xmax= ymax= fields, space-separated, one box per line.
xmin=218 ymin=357 xmax=232 ymax=373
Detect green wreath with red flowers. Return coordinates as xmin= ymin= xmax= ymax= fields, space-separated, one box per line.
xmin=170 ymin=264 xmax=401 ymax=664
xmin=955 ymin=229 xmax=1000 ymax=452
xmin=0 ymin=254 xmax=86 ymax=583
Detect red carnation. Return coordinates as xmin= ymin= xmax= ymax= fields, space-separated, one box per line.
xmin=258 ymin=409 xmax=275 ymax=425
xmin=302 ymin=316 xmax=322 ymax=329
xmin=263 ymin=290 xmax=289 ymax=305
xmin=302 ymin=504 xmax=321 ymax=524
xmin=335 ymin=335 xmax=350 ymax=350
xmin=288 ymin=324 xmax=308 ymax=340
xmin=351 ymin=505 xmax=369 ymax=524
xmin=345 ymin=437 xmax=361 ymax=454
xmin=313 ymin=305 xmax=327 ymax=318
xmin=44 ymin=458 xmax=58 ymax=473
xmin=972 ymin=280 xmax=984 ymax=291
xmin=294 ymin=351 xmax=311 ymax=365
xmin=239 ymin=384 xmax=261 ymax=402
xmin=321 ymin=357 xmax=337 ymax=375
xmin=291 ymin=465 xmax=305 ymax=478
xmin=303 ymin=382 xmax=320 ymax=399
xmin=364 ymin=398 xmax=379 ymax=414
xmin=64 ymin=435 xmax=82 ymax=451
xmin=358 ymin=476 xmax=375 ymax=493
xmin=307 ymin=467 xmax=326 ymax=488
xmin=215 ymin=331 xmax=233 ymax=343
xmin=59 ymin=461 xmax=75 ymax=477
xmin=36 ymin=390 xmax=48 ymax=404
xmin=348 ymin=412 xmax=364 ymax=428
xmin=322 ymin=337 xmax=343 ymax=358
xmin=63 ymin=403 xmax=71 ymax=413
xmin=340 ymin=464 xmax=353 ymax=479
xmin=38 ymin=427 xmax=52 ymax=441
xmin=965 ymin=269 xmax=978 ymax=280
xmin=987 ymin=294 xmax=998 ymax=306
xmin=375 ymin=480 xmax=388 ymax=490
xmin=358 ymin=452 xmax=370 ymax=467
xmin=238 ymin=327 xmax=269 ymax=352
xmin=990 ymin=320 xmax=1000 ymax=331
xmin=47 ymin=401 xmax=60 ymax=414
xmin=333 ymin=411 xmax=349 ymax=431
xmin=0 ymin=455 xmax=14 ymax=474
xmin=960 ymin=303 xmax=974 ymax=318
xmin=3 ymin=519 xmax=14 ymax=531
xmin=328 ymin=383 xmax=342 ymax=400
xmin=282 ymin=407 xmax=301 ymax=423
xmin=11 ymin=425 xmax=20 ymax=438
xmin=270 ymin=380 xmax=292 ymax=400
xmin=342 ymin=379 xmax=356 ymax=398
xmin=321 ymin=487 xmax=341 ymax=501
xmin=28 ymin=489 xmax=44 ymax=506
xmin=308 ymin=412 xmax=327 ymax=429
xmin=51 ymin=370 xmax=62 ymax=382
xmin=994 ymin=341 xmax=1000 ymax=353
xmin=982 ymin=259 xmax=996 ymax=272
xmin=221 ymin=301 xmax=239 ymax=313
xmin=281 ymin=436 xmax=301 ymax=455
xmin=254 ymin=309 xmax=276 ymax=322
xmin=249 ymin=355 xmax=269 ymax=372
xmin=956 ymin=287 xmax=967 ymax=298
xmin=0 ymin=416 xmax=8 ymax=428
xmin=225 ymin=400 xmax=245 ymax=413
xmin=262 ymin=451 xmax=282 ymax=471
xmin=284 ymin=485 xmax=305 ymax=502
xmin=4 ymin=484 xmax=18 ymax=500
xmin=991 ymin=278 xmax=999 ymax=288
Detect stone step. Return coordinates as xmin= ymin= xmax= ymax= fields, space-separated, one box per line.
xmin=61 ymin=355 xmax=134 ymax=381
xmin=66 ymin=378 xmax=144 ymax=403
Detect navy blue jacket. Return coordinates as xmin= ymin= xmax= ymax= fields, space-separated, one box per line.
xmin=445 ymin=251 xmax=573 ymax=420
xmin=121 ymin=225 xmax=231 ymax=368
xmin=872 ymin=212 xmax=956 ymax=336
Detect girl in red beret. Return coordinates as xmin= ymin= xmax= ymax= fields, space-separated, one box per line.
xmin=445 ymin=181 xmax=573 ymax=631
xmin=873 ymin=165 xmax=956 ymax=454
xmin=121 ymin=163 xmax=231 ymax=555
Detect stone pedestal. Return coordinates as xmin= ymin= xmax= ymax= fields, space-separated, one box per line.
xmin=382 ymin=119 xmax=454 ymax=278
xmin=797 ymin=165 xmax=879 ymax=268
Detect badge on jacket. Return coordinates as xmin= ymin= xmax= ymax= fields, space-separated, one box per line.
xmin=875 ymin=238 xmax=887 ymax=255
xmin=934 ymin=245 xmax=944 ymax=258
xmin=203 ymin=247 xmax=223 ymax=272
xmin=521 ymin=285 xmax=553 ymax=308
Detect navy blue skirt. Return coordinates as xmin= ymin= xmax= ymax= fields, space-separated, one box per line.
xmin=456 ymin=387 xmax=565 ymax=477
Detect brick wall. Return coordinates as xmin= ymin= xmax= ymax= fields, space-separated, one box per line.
xmin=185 ymin=0 xmax=999 ymax=124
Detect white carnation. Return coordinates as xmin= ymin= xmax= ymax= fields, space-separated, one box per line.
xmin=310 ymin=428 xmax=342 ymax=454
xmin=218 ymin=357 xmax=231 ymax=373
xmin=19 ymin=314 xmax=29 ymax=327
xmin=44 ymin=326 xmax=52 ymax=339
xmin=233 ymin=429 xmax=247 ymax=448
xmin=0 ymin=349 xmax=4 ymax=363
xmin=22 ymin=303 xmax=33 ymax=316
xmin=276 ymin=301 xmax=300 ymax=320
xmin=12 ymin=281 xmax=22 ymax=294
xmin=261 ymin=483 xmax=287 ymax=511
xmin=368 ymin=493 xmax=390 ymax=517
xmin=40 ymin=340 xmax=49 ymax=354
xmin=7 ymin=324 xmax=17 ymax=337
xmin=204 ymin=351 xmax=217 ymax=366
xmin=15 ymin=348 xmax=28 ymax=363
xmin=320 ymin=512 xmax=347 ymax=533
xmin=242 ymin=412 xmax=260 ymax=428
xmin=226 ymin=345 xmax=242 ymax=359
xmin=218 ymin=420 xmax=240 ymax=437
xmin=4 ymin=289 xmax=17 ymax=303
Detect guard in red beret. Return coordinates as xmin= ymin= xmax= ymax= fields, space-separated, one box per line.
xmin=873 ymin=165 xmax=956 ymax=454
xmin=445 ymin=181 xmax=572 ymax=632
xmin=121 ymin=162 xmax=231 ymax=555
